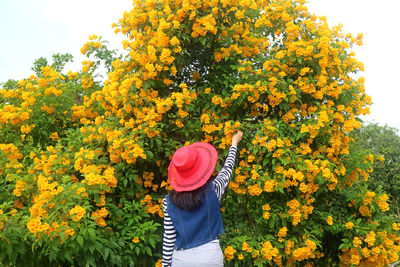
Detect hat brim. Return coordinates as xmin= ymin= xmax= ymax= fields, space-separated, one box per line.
xmin=169 ymin=142 xmax=218 ymax=192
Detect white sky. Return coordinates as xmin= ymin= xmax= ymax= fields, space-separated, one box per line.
xmin=1 ymin=0 xmax=399 ymax=130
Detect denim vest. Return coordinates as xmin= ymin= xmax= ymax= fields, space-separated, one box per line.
xmin=166 ymin=182 xmax=224 ymax=250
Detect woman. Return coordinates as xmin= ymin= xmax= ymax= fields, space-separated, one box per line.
xmin=162 ymin=130 xmax=243 ymax=267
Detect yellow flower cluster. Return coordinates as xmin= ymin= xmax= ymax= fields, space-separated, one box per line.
xmin=363 ymin=191 xmax=375 ymax=205
xmin=261 ymin=241 xmax=279 ymax=260
xmin=13 ymin=180 xmax=27 ymax=197
xmin=140 ymin=194 xmax=163 ymax=217
xmin=326 ymin=216 xmax=333 ymax=226
xmin=346 ymin=221 xmax=354 ymax=229
xmin=224 ymin=245 xmax=236 ymax=261
xmin=27 ymin=217 xmax=49 ymax=235
xmin=287 ymin=199 xmax=302 ymax=226
xmin=376 ymin=194 xmax=389 ymax=212
xmin=242 ymin=241 xmax=253 ymax=253
xmin=91 ymin=208 xmax=108 ymax=227
xmin=80 ymin=35 xmax=102 ymax=55
xmin=277 ymin=227 xmax=288 ymax=242
xmin=69 ymin=205 xmax=86 ymax=222
xmin=292 ymin=239 xmax=317 ymax=261
xmin=81 ymin=76 xmax=93 ymax=90
xmin=342 ymin=231 xmax=400 ymax=266
xmin=26 ymin=217 xmax=75 ymax=240
xmin=262 ymin=203 xmax=271 ymax=220
xmin=359 ymin=205 xmax=371 ymax=217
xmin=354 ymin=191 xmax=390 ymax=219
xmin=0 ymin=144 xmax=23 ymax=167
xmin=248 ymin=184 xmax=262 ymax=196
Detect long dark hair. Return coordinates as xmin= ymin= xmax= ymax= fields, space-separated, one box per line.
xmin=169 ymin=182 xmax=209 ymax=211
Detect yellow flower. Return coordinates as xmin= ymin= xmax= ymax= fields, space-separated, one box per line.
xmin=345 ymin=221 xmax=354 ymax=229
xmin=292 ymin=246 xmax=315 ymax=261
xmin=13 ymin=180 xmax=27 ymax=197
xmin=67 ymin=70 xmax=78 ymax=79
xmin=364 ymin=231 xmax=375 ymax=247
xmin=326 ymin=216 xmax=333 ymax=225
xmin=170 ymin=36 xmax=180 ymax=46
xmin=376 ymin=194 xmax=390 ymax=212
xmin=262 ymin=203 xmax=270 ymax=211
xmin=177 ymin=109 xmax=188 ymax=118
xmin=261 ymin=241 xmax=279 ymax=260
xmin=175 ymin=120 xmax=184 ymax=128
xmin=11 ymin=209 xmax=17 ymax=216
xmin=155 ymin=259 xmax=163 ymax=267
xmin=263 ymin=179 xmax=276 ymax=192
xmin=65 ymin=228 xmax=75 ymax=238
xmin=20 ymin=124 xmax=32 ymax=134
xmin=132 ymin=236 xmax=140 ymax=243
xmin=248 ymin=184 xmax=262 ymax=196
xmin=359 ymin=205 xmax=371 ymax=217
xmin=263 ymin=211 xmax=270 ymax=220
xmin=278 ymin=227 xmax=288 ymax=237
xmin=49 ymin=132 xmax=59 ymax=141
xmin=89 ymin=34 xmax=98 ymax=40
xmin=81 ymin=76 xmax=93 ymax=89
xmin=224 ymin=246 xmax=236 ymax=261
xmin=41 ymin=104 xmax=55 ymax=114
xmin=160 ymin=48 xmax=174 ymax=64
xmin=353 ymin=237 xmax=362 ymax=248
xmin=242 ymin=241 xmax=252 ymax=252
xmin=350 ymin=253 xmax=360 ymax=265
xmin=287 ymin=199 xmax=300 ymax=210
xmin=70 ymin=205 xmax=86 ymax=222
xmin=363 ymin=191 xmax=375 ymax=205
xmin=305 ymin=239 xmax=316 ymax=251
xmin=27 ymin=218 xmax=43 ymax=235
xmin=359 ymin=248 xmax=369 ymax=259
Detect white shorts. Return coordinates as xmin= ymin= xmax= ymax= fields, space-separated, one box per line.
xmin=172 ymin=239 xmax=224 ymax=267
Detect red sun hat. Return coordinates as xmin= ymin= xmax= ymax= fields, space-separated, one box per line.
xmin=168 ymin=142 xmax=218 ymax=192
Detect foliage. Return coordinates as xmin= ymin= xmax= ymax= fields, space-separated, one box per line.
xmin=0 ymin=0 xmax=399 ymax=266
xmin=351 ymin=123 xmax=400 ymax=215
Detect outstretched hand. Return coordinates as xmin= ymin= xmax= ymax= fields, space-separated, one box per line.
xmin=232 ymin=130 xmax=243 ymax=147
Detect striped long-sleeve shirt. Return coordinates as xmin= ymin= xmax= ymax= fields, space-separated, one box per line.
xmin=162 ymin=146 xmax=238 ymax=267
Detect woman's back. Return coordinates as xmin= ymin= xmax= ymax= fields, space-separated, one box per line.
xmin=161 ymin=130 xmax=243 ymax=267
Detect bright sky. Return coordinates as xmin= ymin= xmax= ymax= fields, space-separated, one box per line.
xmin=1 ymin=0 xmax=399 ymax=130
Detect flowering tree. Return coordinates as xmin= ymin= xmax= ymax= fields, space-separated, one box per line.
xmin=0 ymin=0 xmax=399 ymax=266
xmin=351 ymin=123 xmax=400 ymax=216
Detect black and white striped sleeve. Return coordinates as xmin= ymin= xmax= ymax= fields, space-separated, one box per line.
xmin=162 ymin=197 xmax=176 ymax=267
xmin=212 ymin=145 xmax=237 ymax=201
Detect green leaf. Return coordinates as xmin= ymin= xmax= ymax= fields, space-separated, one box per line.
xmin=88 ymin=243 xmax=95 ymax=254
xmin=88 ymin=228 xmax=96 ymax=238
xmin=144 ymin=246 xmax=152 ymax=256
xmin=103 ymin=248 xmax=110 ymax=261
xmin=77 ymin=235 xmax=84 ymax=247
xmin=146 ymin=150 xmax=154 ymax=159
xmin=148 ymin=238 xmax=155 ymax=248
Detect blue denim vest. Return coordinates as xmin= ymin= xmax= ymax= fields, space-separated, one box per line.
xmin=166 ymin=182 xmax=224 ymax=250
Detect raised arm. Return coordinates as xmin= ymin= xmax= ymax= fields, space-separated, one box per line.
xmin=212 ymin=130 xmax=243 ymax=201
